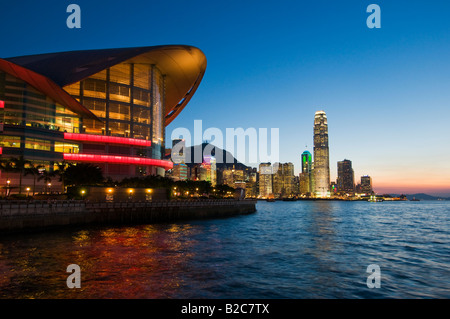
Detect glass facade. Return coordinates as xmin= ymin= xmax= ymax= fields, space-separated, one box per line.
xmin=0 ymin=71 xmax=80 ymax=168
xmin=313 ymin=111 xmax=330 ymax=197
xmin=0 ymin=72 xmax=80 ymax=134
xmin=64 ymin=61 xmax=165 ymax=161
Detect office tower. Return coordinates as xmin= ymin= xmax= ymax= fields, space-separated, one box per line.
xmin=361 ymin=175 xmax=373 ymax=195
xmin=313 ymin=110 xmax=330 ymax=197
xmin=222 ymin=168 xmax=235 ymax=188
xmin=202 ymin=155 xmax=217 ymax=186
xmin=299 ymin=150 xmax=313 ymax=195
xmin=273 ymin=162 xmax=295 ymax=197
xmin=259 ymin=162 xmax=273 ymax=198
xmin=245 ymin=171 xmax=258 ymax=198
xmin=170 ymin=163 xmax=188 ymax=181
xmin=190 ymin=164 xmax=207 ymax=181
xmin=337 ymin=159 xmax=355 ymax=194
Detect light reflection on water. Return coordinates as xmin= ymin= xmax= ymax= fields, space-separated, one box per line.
xmin=0 ymin=201 xmax=449 ymax=299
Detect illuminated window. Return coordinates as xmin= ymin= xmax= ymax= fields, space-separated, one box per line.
xmin=25 ymin=138 xmax=51 ymax=151
xmin=110 ymin=64 xmax=131 ymax=85
xmin=54 ymin=142 xmax=79 ymax=154
xmin=0 ymin=135 xmax=21 ymax=148
xmin=109 ymin=102 xmax=130 ymax=121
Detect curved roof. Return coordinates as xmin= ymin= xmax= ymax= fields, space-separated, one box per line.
xmin=0 ymin=58 xmax=99 ymax=120
xmin=6 ymin=45 xmax=207 ymax=126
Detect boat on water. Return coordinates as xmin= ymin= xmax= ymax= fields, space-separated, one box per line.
xmin=368 ymin=195 xmax=383 ymax=202
xmin=410 ymin=197 xmax=420 ymax=201
xmin=266 ymin=198 xmax=276 ymax=202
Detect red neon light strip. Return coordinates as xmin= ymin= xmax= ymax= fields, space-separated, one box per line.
xmin=64 ymin=133 xmax=151 ymax=147
xmin=63 ymin=153 xmax=173 ymax=170
xmin=0 ymin=100 xmax=4 ymax=108
xmin=0 ymin=147 xmax=2 ymax=155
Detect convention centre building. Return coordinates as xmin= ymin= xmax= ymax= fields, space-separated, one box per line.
xmin=0 ymin=45 xmax=206 ymax=192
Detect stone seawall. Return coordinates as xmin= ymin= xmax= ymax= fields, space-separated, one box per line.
xmin=0 ymin=199 xmax=257 ymax=234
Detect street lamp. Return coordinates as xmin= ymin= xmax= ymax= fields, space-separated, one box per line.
xmin=26 ymin=187 xmax=30 ymax=197
xmin=6 ymin=180 xmax=11 ymax=197
xmin=48 ymin=183 xmax=52 ymax=194
xmin=81 ymin=189 xmax=86 ymax=199
xmin=128 ymin=189 xmax=134 ymax=201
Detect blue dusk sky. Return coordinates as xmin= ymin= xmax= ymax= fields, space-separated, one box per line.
xmin=1 ymin=0 xmax=449 ymax=195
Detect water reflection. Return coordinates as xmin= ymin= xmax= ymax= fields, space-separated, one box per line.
xmin=308 ymin=201 xmax=336 ymax=254
xmin=0 ymin=201 xmax=449 ymax=299
xmin=0 ymin=224 xmax=201 ymax=298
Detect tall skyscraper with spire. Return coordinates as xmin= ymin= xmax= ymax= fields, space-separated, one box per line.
xmin=313 ymin=110 xmax=330 ymax=197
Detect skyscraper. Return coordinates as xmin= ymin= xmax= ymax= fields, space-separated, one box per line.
xmin=337 ymin=159 xmax=355 ymax=194
xmin=258 ymin=163 xmax=273 ymax=198
xmin=202 ymin=155 xmax=217 ymax=186
xmin=272 ymin=162 xmax=295 ymax=198
xmin=299 ymin=150 xmax=313 ymax=195
xmin=313 ymin=110 xmax=330 ymax=197
xmin=361 ymin=175 xmax=373 ymax=195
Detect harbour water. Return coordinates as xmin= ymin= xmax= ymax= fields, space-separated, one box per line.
xmin=0 ymin=200 xmax=449 ymax=299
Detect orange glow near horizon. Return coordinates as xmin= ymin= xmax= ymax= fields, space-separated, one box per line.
xmin=371 ymin=178 xmax=450 ymax=195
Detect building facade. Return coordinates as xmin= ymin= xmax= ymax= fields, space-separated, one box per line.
xmin=337 ymin=159 xmax=355 ymax=194
xmin=0 ymin=46 xmax=207 ymax=193
xmin=313 ymin=110 xmax=330 ymax=197
xmin=272 ymin=162 xmax=295 ymax=198
xmin=258 ymin=162 xmax=273 ymax=198
xmin=360 ymin=175 xmax=373 ymax=195
xmin=299 ymin=150 xmax=313 ymax=195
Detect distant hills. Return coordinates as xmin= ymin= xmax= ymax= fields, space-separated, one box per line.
xmin=389 ymin=193 xmax=449 ymax=201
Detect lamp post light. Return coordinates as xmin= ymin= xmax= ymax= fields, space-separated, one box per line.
xmin=128 ymin=189 xmax=134 ymax=201
xmin=6 ymin=180 xmax=11 ymax=197
xmin=81 ymin=189 xmax=86 ymax=200
xmin=47 ymin=183 xmax=52 ymax=194
xmin=26 ymin=187 xmax=30 ymax=197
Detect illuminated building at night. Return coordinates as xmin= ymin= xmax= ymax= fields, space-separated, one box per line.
xmin=202 ymin=155 xmax=217 ymax=186
xmin=221 ymin=166 xmax=244 ymax=189
xmin=360 ymin=175 xmax=373 ymax=195
xmin=313 ymin=110 xmax=330 ymax=197
xmin=0 ymin=46 xmax=207 ymax=191
xmin=272 ymin=162 xmax=295 ymax=198
xmin=299 ymin=150 xmax=313 ymax=195
xmin=337 ymin=159 xmax=355 ymax=194
xmin=258 ymin=162 xmax=273 ymax=198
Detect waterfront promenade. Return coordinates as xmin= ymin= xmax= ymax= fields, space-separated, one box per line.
xmin=0 ymin=199 xmax=257 ymax=234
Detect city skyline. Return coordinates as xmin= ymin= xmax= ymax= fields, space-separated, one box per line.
xmin=1 ymin=1 xmax=449 ymax=196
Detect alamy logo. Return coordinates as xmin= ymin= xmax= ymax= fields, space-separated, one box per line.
xmin=366 ymin=264 xmax=381 ymax=288
xmin=66 ymin=264 xmax=81 ymax=288
xmin=171 ymin=120 xmax=280 ymax=170
xmin=66 ymin=4 xmax=81 ymax=29
xmin=366 ymin=4 xmax=381 ymax=29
